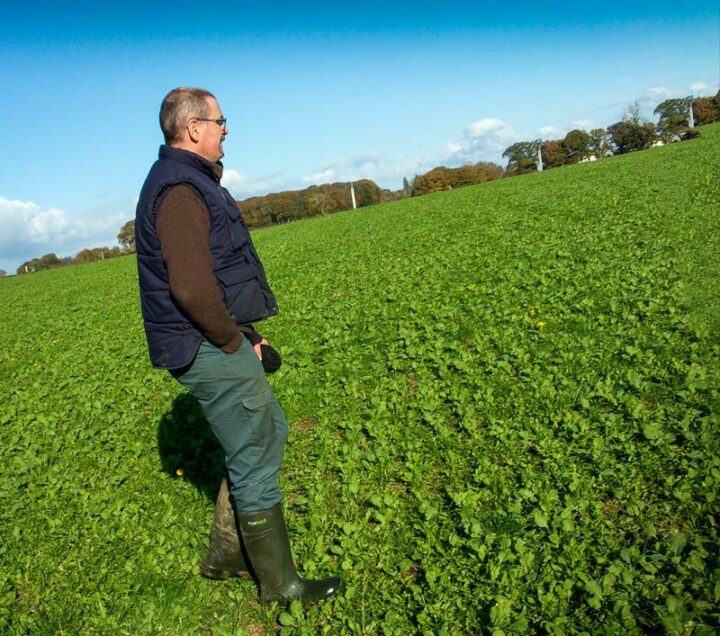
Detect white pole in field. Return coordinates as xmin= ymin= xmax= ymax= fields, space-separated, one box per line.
xmin=687 ymin=99 xmax=695 ymax=128
xmin=350 ymin=182 xmax=357 ymax=209
xmin=537 ymin=140 xmax=543 ymax=172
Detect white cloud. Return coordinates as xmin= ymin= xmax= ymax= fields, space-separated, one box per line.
xmin=0 ymin=195 xmax=127 ymax=273
xmin=301 ymin=152 xmax=383 ymax=184
xmin=593 ymin=81 xmax=717 ymax=125
xmin=301 ymin=119 xmax=518 ymax=190
xmin=537 ymin=119 xmax=597 ymax=141
xmin=394 ymin=154 xmax=436 ymax=178
xmin=297 ymin=150 xmax=432 ymax=191
xmin=222 ymin=169 xmax=290 ymax=198
xmin=225 ymin=151 xmax=424 ymax=199
xmin=647 ymin=86 xmax=673 ymax=98
xmin=641 ymin=86 xmax=679 ymax=111
xmin=689 ymin=81 xmax=719 ymax=95
xmin=538 ymin=125 xmax=559 ymax=137
xmin=621 ymin=82 xmax=718 ymax=117
xmin=445 ymin=118 xmax=520 ymax=165
xmin=301 ymin=168 xmax=337 ymax=183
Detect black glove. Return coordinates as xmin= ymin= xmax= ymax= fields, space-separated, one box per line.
xmin=260 ymin=344 xmax=282 ymax=373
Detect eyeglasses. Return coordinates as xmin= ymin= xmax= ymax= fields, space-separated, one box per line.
xmin=194 ymin=116 xmax=227 ymax=129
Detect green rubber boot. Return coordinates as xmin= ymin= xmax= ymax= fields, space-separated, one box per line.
xmin=238 ymin=503 xmax=342 ymax=606
xmin=200 ymin=478 xmax=252 ymax=580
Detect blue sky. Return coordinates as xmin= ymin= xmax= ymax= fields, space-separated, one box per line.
xmin=1 ymin=1 xmax=718 ymax=273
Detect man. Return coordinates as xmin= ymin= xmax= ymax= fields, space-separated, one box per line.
xmin=135 ymin=87 xmax=341 ymax=606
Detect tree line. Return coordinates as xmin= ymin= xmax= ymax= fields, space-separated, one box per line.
xmin=13 ymin=92 xmax=719 ymax=275
xmin=238 ymin=179 xmax=393 ymax=228
xmin=13 ymin=221 xmax=136 ymax=275
xmin=503 ymin=93 xmax=720 ymax=174
xmin=15 ymin=245 xmax=130 ymax=275
xmin=409 ymin=162 xmax=505 ymax=196
xmin=14 ymin=181 xmax=390 ymax=274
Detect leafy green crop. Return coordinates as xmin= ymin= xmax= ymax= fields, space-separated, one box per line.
xmin=1 ymin=124 xmax=719 ymax=635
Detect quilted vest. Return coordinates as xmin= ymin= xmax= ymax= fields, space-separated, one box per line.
xmin=135 ymin=145 xmax=278 ymax=369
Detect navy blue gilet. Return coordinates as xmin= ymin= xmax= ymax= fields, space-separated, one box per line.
xmin=135 ymin=145 xmax=278 ymax=369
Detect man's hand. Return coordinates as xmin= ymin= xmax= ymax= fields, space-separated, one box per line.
xmin=253 ymin=338 xmax=269 ymax=360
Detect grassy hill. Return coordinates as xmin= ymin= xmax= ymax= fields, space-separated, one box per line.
xmin=1 ymin=124 xmax=718 ymax=634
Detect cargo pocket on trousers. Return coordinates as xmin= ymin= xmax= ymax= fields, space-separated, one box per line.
xmin=240 ymin=388 xmax=274 ymax=445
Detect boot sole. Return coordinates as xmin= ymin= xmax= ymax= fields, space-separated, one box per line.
xmin=259 ymin=578 xmax=343 ymax=606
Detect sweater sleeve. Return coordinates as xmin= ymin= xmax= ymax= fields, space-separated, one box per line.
xmin=155 ymin=185 xmax=242 ymax=353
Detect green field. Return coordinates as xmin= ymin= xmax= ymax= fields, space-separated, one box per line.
xmin=1 ymin=124 xmax=719 ymax=635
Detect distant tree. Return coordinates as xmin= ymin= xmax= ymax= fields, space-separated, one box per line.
xmin=654 ymin=98 xmax=693 ymax=138
xmin=475 ymin=162 xmax=505 ymax=181
xmin=410 ymin=174 xmax=429 ymax=196
xmin=621 ymin=100 xmax=644 ymax=124
xmin=540 ymin=141 xmax=567 ymax=169
xmin=607 ymin=121 xmax=657 ymax=154
xmin=503 ymin=141 xmax=538 ymax=174
xmin=117 ymin=220 xmax=136 ymax=251
xmin=589 ymin=128 xmax=612 ymax=158
xmin=693 ymin=91 xmax=720 ymax=125
xmin=17 ymin=253 xmax=62 ymax=275
xmin=352 ymin=180 xmax=382 ymax=207
xmin=41 ymin=253 xmax=61 ymax=269
xmin=410 ymin=162 xmax=503 ymax=196
xmin=652 ymin=97 xmax=704 ymax=141
xmin=75 ymin=248 xmax=97 ymax=263
xmin=378 ymin=188 xmax=407 ymax=203
xmin=237 ymin=179 xmax=382 ymax=226
xmin=563 ymin=129 xmax=593 ymax=163
xmin=402 ymin=177 xmax=411 ymax=196
xmin=307 ymin=188 xmax=333 ymax=216
xmin=74 ymin=246 xmax=119 ymax=264
xmin=411 ymin=167 xmax=452 ymax=195
xmin=458 ymin=165 xmax=480 ymax=187
xmin=0 ymin=270 xmax=6 ymax=278
xmin=260 ymin=199 xmax=275 ymax=225
xmin=657 ymin=114 xmax=693 ymax=141
xmin=654 ymin=98 xmax=690 ymax=125
xmin=427 ymin=167 xmax=454 ymax=192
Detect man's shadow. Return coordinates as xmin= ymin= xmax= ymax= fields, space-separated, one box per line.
xmin=157 ymin=392 xmax=224 ymax=502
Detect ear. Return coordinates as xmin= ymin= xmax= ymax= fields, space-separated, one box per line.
xmin=187 ymin=118 xmax=201 ymax=143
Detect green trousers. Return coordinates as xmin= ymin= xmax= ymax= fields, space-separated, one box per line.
xmin=172 ymin=337 xmax=288 ymax=514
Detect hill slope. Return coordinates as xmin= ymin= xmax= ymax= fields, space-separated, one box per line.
xmin=1 ymin=124 xmax=718 ymax=633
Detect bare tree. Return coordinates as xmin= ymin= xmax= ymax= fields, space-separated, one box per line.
xmin=621 ymin=100 xmax=644 ymax=125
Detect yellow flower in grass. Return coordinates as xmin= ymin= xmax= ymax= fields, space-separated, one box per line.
xmin=176 ymin=468 xmax=184 ymax=477
xmin=536 ymin=321 xmax=546 ymax=328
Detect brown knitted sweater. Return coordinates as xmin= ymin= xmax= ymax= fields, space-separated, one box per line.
xmin=156 ymin=184 xmax=260 ymax=353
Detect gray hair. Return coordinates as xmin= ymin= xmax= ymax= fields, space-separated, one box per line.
xmin=159 ymin=87 xmax=215 ymax=144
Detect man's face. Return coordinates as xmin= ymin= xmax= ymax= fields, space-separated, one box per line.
xmin=195 ymin=97 xmax=228 ymax=163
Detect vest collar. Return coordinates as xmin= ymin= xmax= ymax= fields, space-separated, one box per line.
xmin=159 ymin=145 xmax=224 ymax=182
